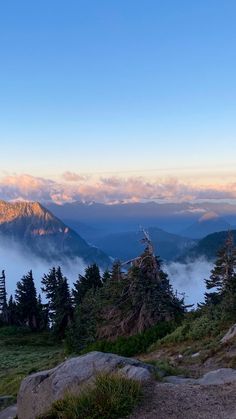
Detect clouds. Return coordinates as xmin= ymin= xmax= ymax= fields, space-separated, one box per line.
xmin=0 ymin=172 xmax=236 ymax=204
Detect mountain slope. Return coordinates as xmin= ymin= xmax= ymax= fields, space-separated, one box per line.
xmin=47 ymin=201 xmax=236 ymax=238
xmin=181 ymin=211 xmax=231 ymax=239
xmin=0 ymin=201 xmax=110 ymax=267
xmin=180 ymin=230 xmax=236 ymax=261
xmin=93 ymin=227 xmax=196 ymax=262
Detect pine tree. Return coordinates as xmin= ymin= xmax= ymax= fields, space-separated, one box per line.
xmin=15 ymin=270 xmax=39 ymax=330
xmin=54 ymin=273 xmax=73 ymax=338
xmin=36 ymin=294 xmax=49 ymax=330
xmin=7 ymin=295 xmax=18 ymax=325
xmin=41 ymin=267 xmax=73 ymax=337
xmin=41 ymin=267 xmax=58 ymax=324
xmin=73 ymin=264 xmax=102 ymax=306
xmin=204 ymin=232 xmax=236 ymax=308
xmin=0 ymin=270 xmax=8 ymax=324
xmin=102 ymin=270 xmax=111 ymax=283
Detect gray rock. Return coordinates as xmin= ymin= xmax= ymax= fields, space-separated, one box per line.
xmin=0 ymin=405 xmax=17 ymax=419
xmin=165 ymin=368 xmax=236 ymax=386
xmin=221 ymin=324 xmax=236 ymax=344
xmin=163 ymin=376 xmax=196 ymax=384
xmin=198 ymin=368 xmax=236 ymax=385
xmin=17 ymin=351 xmax=155 ymax=419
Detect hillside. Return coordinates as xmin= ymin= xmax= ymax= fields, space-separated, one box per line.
xmin=0 ymin=201 xmax=110 ymax=267
xmin=180 ymin=230 xmax=236 ymax=261
xmin=181 ymin=211 xmax=230 ymax=239
xmin=93 ymin=227 xmax=196 ymax=262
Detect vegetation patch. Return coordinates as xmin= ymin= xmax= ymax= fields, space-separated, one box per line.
xmin=0 ymin=327 xmax=65 ymax=399
xmin=38 ymin=372 xmax=142 ymax=419
xmin=80 ymin=321 xmax=176 ymax=357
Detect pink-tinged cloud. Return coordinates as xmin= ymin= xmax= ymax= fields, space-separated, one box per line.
xmin=62 ymin=171 xmax=87 ymax=182
xmin=0 ymin=173 xmax=236 ymax=204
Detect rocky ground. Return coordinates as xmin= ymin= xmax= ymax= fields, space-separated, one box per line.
xmin=131 ymin=381 xmax=236 ymax=419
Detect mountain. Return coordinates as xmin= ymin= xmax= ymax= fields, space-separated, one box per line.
xmin=46 ymin=201 xmax=236 ymax=238
xmin=0 ymin=201 xmax=110 ymax=267
xmin=92 ymin=227 xmax=196 ymax=262
xmin=181 ymin=211 xmax=231 ymax=239
xmin=180 ymin=230 xmax=236 ymax=261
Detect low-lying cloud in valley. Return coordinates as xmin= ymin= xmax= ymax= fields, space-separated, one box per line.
xmin=165 ymin=258 xmax=213 ymax=307
xmin=0 ymin=235 xmax=213 ymax=307
xmin=0 ymin=241 xmax=86 ymax=299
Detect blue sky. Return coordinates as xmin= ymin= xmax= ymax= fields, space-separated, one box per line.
xmin=0 ymin=0 xmax=236 ymax=180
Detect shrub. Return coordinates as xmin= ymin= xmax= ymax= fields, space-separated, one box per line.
xmin=78 ymin=321 xmax=176 ymax=357
xmin=37 ymin=372 xmax=142 ymax=419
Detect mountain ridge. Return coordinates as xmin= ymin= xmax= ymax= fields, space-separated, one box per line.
xmin=0 ymin=200 xmax=110 ymax=267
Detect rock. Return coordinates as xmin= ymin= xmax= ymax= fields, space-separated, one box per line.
xmin=0 ymin=405 xmax=17 ymax=419
xmin=163 ymin=376 xmax=196 ymax=384
xmin=220 ymin=324 xmax=236 ymax=343
xmin=198 ymin=368 xmax=236 ymax=385
xmin=165 ymin=368 xmax=236 ymax=386
xmin=191 ymin=352 xmax=200 ymax=358
xmin=17 ymin=351 xmax=155 ymax=419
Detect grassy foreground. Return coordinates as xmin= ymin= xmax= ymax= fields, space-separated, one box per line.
xmin=0 ymin=326 xmax=65 ymax=401
xmin=38 ymin=372 xmax=142 ymax=419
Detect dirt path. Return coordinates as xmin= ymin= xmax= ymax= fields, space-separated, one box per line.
xmin=131 ymin=382 xmax=236 ymax=419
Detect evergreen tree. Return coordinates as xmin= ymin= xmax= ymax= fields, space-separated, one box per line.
xmin=41 ymin=267 xmax=58 ymax=324
xmin=15 ymin=270 xmax=39 ymax=330
xmin=41 ymin=267 xmax=73 ymax=337
xmin=36 ymin=294 xmax=49 ymax=330
xmin=0 ymin=270 xmax=8 ymax=324
xmin=204 ymin=232 xmax=236 ymax=309
xmin=102 ymin=270 xmax=111 ymax=283
xmin=73 ymin=264 xmax=102 ymax=306
xmin=54 ymin=273 xmax=73 ymax=338
xmin=7 ymin=295 xmax=18 ymax=326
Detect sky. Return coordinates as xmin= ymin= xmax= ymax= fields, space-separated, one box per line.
xmin=0 ymin=1 xmax=236 ymax=203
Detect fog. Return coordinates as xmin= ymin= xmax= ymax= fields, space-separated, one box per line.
xmin=0 ymin=241 xmax=213 ymax=307
xmin=0 ymin=242 xmax=86 ymax=299
xmin=165 ymin=258 xmax=213 ymax=307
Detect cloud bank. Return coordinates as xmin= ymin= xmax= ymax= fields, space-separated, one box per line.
xmin=0 ymin=173 xmax=236 ymax=204
xmin=165 ymin=258 xmax=213 ymax=306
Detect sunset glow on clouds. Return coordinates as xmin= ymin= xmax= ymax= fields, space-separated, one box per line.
xmin=0 ymin=173 xmax=236 ymax=205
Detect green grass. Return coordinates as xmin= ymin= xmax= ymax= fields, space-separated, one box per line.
xmin=145 ymin=359 xmax=189 ymax=380
xmin=38 ymin=372 xmax=142 ymax=419
xmin=0 ymin=326 xmax=65 ymax=400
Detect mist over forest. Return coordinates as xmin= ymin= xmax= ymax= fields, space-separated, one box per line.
xmin=0 ymin=241 xmax=86 ymax=299
xmin=0 ymin=238 xmax=212 ymax=307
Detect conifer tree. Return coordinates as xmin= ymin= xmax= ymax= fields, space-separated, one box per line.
xmin=0 ymin=270 xmax=8 ymax=324
xmin=102 ymin=270 xmax=111 ymax=283
xmin=7 ymin=295 xmax=18 ymax=325
xmin=73 ymin=264 xmax=102 ymax=306
xmin=204 ymin=232 xmax=236 ymax=308
xmin=41 ymin=267 xmax=73 ymax=337
xmin=15 ymin=270 xmax=38 ymax=330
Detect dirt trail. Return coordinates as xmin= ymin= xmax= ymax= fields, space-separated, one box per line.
xmin=131 ymin=382 xmax=236 ymax=419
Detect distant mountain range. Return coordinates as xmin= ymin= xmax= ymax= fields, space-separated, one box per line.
xmin=0 ymin=201 xmax=110 ymax=267
xmin=0 ymin=200 xmax=235 ymax=267
xmin=180 ymin=211 xmax=231 ymax=239
xmin=47 ymin=201 xmax=236 ymax=239
xmin=93 ymin=228 xmax=196 ymax=262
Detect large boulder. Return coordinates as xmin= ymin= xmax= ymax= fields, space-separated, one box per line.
xmin=17 ymin=351 xmax=155 ymax=419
